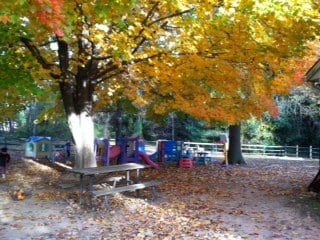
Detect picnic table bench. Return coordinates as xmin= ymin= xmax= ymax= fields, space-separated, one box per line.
xmin=92 ymin=180 xmax=162 ymax=210
xmin=69 ymin=163 xmax=162 ymax=210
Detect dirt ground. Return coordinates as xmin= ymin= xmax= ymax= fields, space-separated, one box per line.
xmin=1 ymin=156 xmax=320 ymax=240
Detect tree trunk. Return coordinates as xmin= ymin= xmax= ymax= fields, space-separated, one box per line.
xmin=114 ymin=103 xmax=123 ymax=145
xmin=22 ymin=37 xmax=97 ymax=168
xmin=61 ymin=86 xmax=96 ymax=168
xmin=67 ymin=112 xmax=95 ymax=168
xmin=228 ymin=124 xmax=246 ymax=165
xmin=103 ymin=113 xmax=111 ymax=139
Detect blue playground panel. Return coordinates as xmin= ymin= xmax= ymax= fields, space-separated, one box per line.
xmin=158 ymin=140 xmax=183 ymax=162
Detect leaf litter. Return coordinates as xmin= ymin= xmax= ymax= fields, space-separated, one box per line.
xmin=0 ymin=157 xmax=320 ymax=239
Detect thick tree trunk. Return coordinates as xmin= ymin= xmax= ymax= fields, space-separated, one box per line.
xmin=228 ymin=124 xmax=246 ymax=165
xmin=68 ymin=112 xmax=95 ymax=168
xmin=22 ymin=37 xmax=97 ymax=168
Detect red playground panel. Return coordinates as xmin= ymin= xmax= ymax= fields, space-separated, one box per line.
xmin=179 ymin=158 xmax=193 ymax=168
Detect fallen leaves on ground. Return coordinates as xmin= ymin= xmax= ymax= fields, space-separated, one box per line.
xmin=1 ymin=157 xmax=320 ymax=239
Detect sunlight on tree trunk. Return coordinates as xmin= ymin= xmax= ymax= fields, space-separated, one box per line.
xmin=68 ymin=112 xmax=95 ymax=168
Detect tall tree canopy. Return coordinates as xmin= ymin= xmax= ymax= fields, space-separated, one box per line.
xmin=0 ymin=0 xmax=318 ymax=167
xmin=130 ymin=1 xmax=319 ymax=164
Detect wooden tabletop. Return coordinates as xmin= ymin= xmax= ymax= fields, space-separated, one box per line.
xmin=69 ymin=163 xmax=150 ymax=175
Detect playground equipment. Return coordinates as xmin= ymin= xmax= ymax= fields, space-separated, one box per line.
xmin=120 ymin=136 xmax=160 ymax=169
xmin=95 ymin=138 xmax=111 ymax=166
xmin=94 ymin=137 xmax=159 ymax=169
xmin=219 ymin=136 xmax=231 ymax=168
xmin=109 ymin=145 xmax=121 ymax=159
xmin=179 ymin=158 xmax=193 ymax=168
xmin=138 ymin=152 xmax=160 ymax=169
xmin=157 ymin=140 xmax=183 ymax=162
xmin=95 ymin=138 xmax=122 ymax=166
xmin=25 ymin=136 xmax=51 ymax=159
xmin=120 ymin=136 xmax=140 ymax=164
xmin=222 ymin=142 xmax=229 ymax=166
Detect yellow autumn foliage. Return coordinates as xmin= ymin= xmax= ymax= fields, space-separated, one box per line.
xmin=1 ymin=0 xmax=319 ymax=126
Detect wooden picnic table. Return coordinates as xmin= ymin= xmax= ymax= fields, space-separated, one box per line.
xmin=69 ymin=163 xmax=154 ymax=208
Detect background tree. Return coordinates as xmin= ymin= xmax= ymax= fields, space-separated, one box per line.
xmin=272 ymin=86 xmax=320 ymax=146
xmin=242 ymin=116 xmax=276 ymax=145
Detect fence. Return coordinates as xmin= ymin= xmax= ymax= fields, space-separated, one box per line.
xmin=1 ymin=137 xmax=319 ymax=160
xmin=0 ymin=137 xmax=26 ymax=160
xmin=183 ymin=142 xmax=320 ymax=160
xmin=241 ymin=144 xmax=320 ymax=159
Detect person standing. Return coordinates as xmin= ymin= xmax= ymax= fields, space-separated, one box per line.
xmin=0 ymin=147 xmax=10 ymax=179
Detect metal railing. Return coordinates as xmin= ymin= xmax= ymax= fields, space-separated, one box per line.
xmin=183 ymin=142 xmax=320 ymax=160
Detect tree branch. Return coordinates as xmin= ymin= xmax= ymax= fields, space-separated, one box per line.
xmin=57 ymin=38 xmax=69 ymax=75
xmin=147 ymin=8 xmax=194 ymax=26
xmin=20 ymin=37 xmax=53 ymax=70
xmin=142 ymin=2 xmax=159 ymax=26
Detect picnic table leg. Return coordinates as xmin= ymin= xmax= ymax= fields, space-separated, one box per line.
xmin=136 ymin=169 xmax=141 ymax=183
xmin=104 ymin=196 xmax=110 ymax=211
xmin=79 ymin=174 xmax=84 ymax=205
xmin=89 ymin=175 xmax=93 ymax=208
xmin=151 ymin=186 xmax=158 ymax=198
xmin=136 ymin=169 xmax=141 ymax=197
xmin=126 ymin=170 xmax=130 ymax=185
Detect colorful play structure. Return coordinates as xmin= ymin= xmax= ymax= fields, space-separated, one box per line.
xmin=94 ymin=137 xmax=160 ymax=169
xmin=95 ymin=137 xmax=216 ymax=169
xmin=26 ymin=135 xmax=217 ymax=169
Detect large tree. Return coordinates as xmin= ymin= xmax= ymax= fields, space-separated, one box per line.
xmin=1 ymin=1 xmax=200 ymax=168
xmin=1 ymin=0 xmax=318 ymax=167
xmin=130 ymin=0 xmax=319 ymax=164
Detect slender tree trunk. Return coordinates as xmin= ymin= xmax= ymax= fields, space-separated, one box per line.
xmin=114 ymin=103 xmax=123 ymax=145
xmin=134 ymin=115 xmax=143 ymax=137
xmin=228 ymin=124 xmax=246 ymax=165
xmin=103 ymin=112 xmax=111 ymax=139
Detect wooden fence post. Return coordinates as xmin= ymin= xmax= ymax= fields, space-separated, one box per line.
xmin=284 ymin=145 xmax=287 ymax=156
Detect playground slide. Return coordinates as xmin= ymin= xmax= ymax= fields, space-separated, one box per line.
xmin=138 ymin=152 xmax=160 ymax=170
xmin=148 ymin=151 xmax=160 ymax=161
xmin=109 ymin=145 xmax=121 ymax=159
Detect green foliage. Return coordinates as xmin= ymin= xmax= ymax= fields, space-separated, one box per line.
xmin=242 ymin=116 xmax=276 ymax=145
xmin=270 ymin=86 xmax=320 ymax=146
xmin=94 ymin=123 xmax=105 ymax=139
xmin=13 ymin=102 xmax=72 ymax=139
xmin=0 ymin=21 xmax=45 ymax=122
